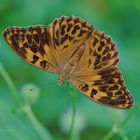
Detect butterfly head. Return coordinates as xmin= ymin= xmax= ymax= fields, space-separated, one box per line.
xmin=57 ymin=77 xmax=66 ymax=85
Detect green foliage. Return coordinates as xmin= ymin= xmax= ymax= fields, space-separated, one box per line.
xmin=0 ymin=0 xmax=140 ymax=140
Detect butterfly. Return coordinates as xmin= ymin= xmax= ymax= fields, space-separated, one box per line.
xmin=3 ymin=16 xmax=134 ymax=109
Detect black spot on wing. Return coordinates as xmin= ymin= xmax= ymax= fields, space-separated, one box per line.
xmin=81 ymin=84 xmax=89 ymax=92
xmin=40 ymin=60 xmax=47 ymax=68
xmin=31 ymin=55 xmax=39 ymax=64
xmin=90 ymin=89 xmax=97 ymax=98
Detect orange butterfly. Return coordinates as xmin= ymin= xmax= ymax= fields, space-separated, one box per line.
xmin=3 ymin=16 xmax=134 ymax=109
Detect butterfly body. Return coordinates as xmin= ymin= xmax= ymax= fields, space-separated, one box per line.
xmin=3 ymin=16 xmax=134 ymax=109
xmin=58 ymin=44 xmax=85 ymax=85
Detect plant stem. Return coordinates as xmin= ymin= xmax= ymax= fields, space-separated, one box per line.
xmin=0 ymin=62 xmax=53 ymax=140
xmin=0 ymin=62 xmax=23 ymax=105
xmin=102 ymin=105 xmax=140 ymax=140
xmin=23 ymin=104 xmax=53 ymax=140
xmin=69 ymin=87 xmax=77 ymax=140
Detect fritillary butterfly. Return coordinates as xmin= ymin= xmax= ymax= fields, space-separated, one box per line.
xmin=3 ymin=16 xmax=134 ymax=109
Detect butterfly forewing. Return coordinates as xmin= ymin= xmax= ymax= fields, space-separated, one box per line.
xmin=3 ymin=26 xmax=59 ymax=74
xmin=48 ymin=16 xmax=93 ymax=69
xmin=73 ymin=29 xmax=119 ymax=76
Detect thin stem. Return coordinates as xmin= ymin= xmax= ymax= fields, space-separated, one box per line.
xmin=69 ymin=87 xmax=77 ymax=140
xmin=102 ymin=104 xmax=140 ymax=140
xmin=0 ymin=62 xmax=23 ymax=105
xmin=0 ymin=62 xmax=53 ymax=140
xmin=23 ymin=104 xmax=53 ymax=140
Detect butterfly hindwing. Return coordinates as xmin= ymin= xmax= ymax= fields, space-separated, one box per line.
xmin=3 ymin=26 xmax=59 ymax=73
xmin=71 ymin=66 xmax=133 ymax=109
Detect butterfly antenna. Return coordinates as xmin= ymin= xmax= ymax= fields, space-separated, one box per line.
xmin=26 ymin=81 xmax=57 ymax=93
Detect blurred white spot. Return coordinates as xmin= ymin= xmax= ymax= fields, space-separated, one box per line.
xmin=21 ymin=83 xmax=40 ymax=104
xmin=59 ymin=108 xmax=86 ymax=134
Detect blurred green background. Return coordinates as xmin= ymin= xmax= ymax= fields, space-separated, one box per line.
xmin=0 ymin=0 xmax=140 ymax=140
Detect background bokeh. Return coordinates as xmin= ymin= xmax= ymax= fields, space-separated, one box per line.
xmin=0 ymin=0 xmax=140 ymax=140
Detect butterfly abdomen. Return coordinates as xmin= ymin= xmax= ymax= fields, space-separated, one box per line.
xmin=58 ymin=45 xmax=85 ymax=85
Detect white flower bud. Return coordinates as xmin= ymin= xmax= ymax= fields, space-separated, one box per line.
xmin=21 ymin=83 xmax=40 ymax=104
xmin=59 ymin=108 xmax=86 ymax=134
